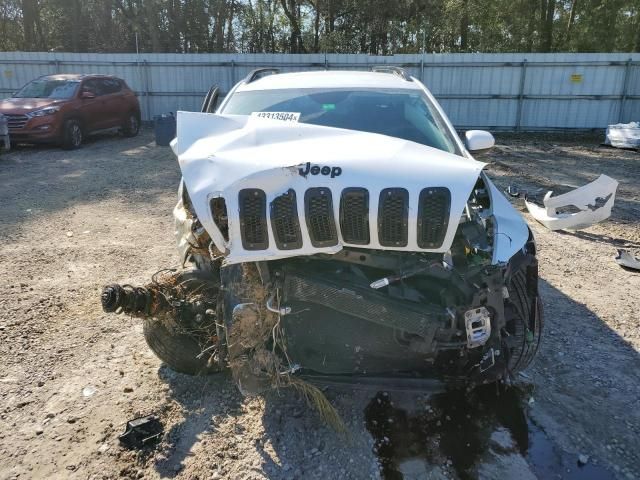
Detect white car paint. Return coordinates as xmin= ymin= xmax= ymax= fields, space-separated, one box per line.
xmin=173 ymin=70 xmax=531 ymax=266
xmin=525 ymin=174 xmax=618 ymax=231
xmin=234 ymin=70 xmax=425 ymax=93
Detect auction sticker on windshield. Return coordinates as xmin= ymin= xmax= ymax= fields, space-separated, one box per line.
xmin=251 ymin=112 xmax=300 ymax=122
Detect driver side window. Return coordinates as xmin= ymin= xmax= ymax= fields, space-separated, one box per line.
xmin=82 ymin=79 xmax=103 ymax=96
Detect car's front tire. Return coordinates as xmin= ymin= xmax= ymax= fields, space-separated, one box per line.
xmin=143 ymin=318 xmax=222 ymax=376
xmin=504 ymin=261 xmax=544 ymax=373
xmin=61 ymin=119 xmax=83 ymax=150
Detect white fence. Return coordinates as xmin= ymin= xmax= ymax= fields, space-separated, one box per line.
xmin=1 ymin=52 xmax=638 ymax=130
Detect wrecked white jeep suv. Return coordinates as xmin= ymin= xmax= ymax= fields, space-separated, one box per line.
xmin=102 ymin=68 xmax=542 ymax=394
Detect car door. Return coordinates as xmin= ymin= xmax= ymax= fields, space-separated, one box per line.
xmin=99 ymin=78 xmax=128 ymax=128
xmin=78 ymin=79 xmax=105 ymax=132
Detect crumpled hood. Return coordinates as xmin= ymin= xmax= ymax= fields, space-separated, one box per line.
xmin=174 ymin=112 xmax=487 ymax=264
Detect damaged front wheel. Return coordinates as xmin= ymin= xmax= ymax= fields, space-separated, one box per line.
xmin=101 ymin=269 xmax=224 ymax=376
xmin=142 ymin=318 xmax=220 ymax=376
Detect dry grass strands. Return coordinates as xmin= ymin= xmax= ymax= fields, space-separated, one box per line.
xmin=287 ymin=376 xmax=348 ymax=436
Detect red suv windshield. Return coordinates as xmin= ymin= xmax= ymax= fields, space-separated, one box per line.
xmin=15 ymin=79 xmax=80 ymax=99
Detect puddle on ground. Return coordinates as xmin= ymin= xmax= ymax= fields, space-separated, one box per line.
xmin=364 ymin=384 xmax=615 ymax=480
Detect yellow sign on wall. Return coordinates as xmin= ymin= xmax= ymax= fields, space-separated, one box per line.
xmin=570 ymin=73 xmax=583 ymax=83
xmin=4 ymin=70 xmax=13 ymax=78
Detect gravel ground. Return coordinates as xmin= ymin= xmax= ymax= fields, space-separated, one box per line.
xmin=0 ymin=130 xmax=638 ymax=480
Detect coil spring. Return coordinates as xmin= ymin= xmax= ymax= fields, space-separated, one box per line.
xmin=101 ymin=284 xmax=153 ymax=315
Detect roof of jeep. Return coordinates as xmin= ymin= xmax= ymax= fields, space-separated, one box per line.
xmin=235 ymin=70 xmax=423 ymax=92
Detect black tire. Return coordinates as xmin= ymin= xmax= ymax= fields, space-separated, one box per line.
xmin=505 ymin=265 xmax=544 ymax=373
xmin=61 ymin=119 xmax=83 ymax=149
xmin=121 ymin=112 xmax=140 ymax=137
xmin=143 ymin=319 xmax=221 ymax=376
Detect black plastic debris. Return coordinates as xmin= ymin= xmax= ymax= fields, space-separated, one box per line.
xmin=118 ymin=415 xmax=163 ymax=449
xmin=506 ymin=185 xmax=521 ymax=198
xmin=615 ymin=249 xmax=640 ymax=271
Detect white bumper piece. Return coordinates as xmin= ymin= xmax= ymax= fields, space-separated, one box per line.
xmin=605 ymin=122 xmax=640 ymax=149
xmin=524 ymin=174 xmax=618 ymax=231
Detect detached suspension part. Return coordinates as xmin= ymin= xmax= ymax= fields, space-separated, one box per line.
xmin=101 ymin=284 xmax=162 ymax=317
xmin=100 ymin=270 xmax=220 ymax=323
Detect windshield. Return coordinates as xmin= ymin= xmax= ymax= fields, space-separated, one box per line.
xmin=14 ymin=79 xmax=79 ymax=99
xmin=222 ymin=88 xmax=459 ymax=154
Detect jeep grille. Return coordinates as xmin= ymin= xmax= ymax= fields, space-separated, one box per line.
xmin=340 ymin=188 xmax=370 ymax=245
xmin=270 ymin=189 xmax=302 ymax=250
xmin=305 ymin=188 xmax=338 ymax=247
xmin=239 ymin=189 xmax=268 ymax=250
xmin=378 ymin=188 xmax=409 ymax=247
xmin=236 ymin=187 xmax=451 ymax=251
xmin=417 ymin=188 xmax=451 ymax=248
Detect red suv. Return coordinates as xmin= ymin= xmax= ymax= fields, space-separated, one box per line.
xmin=0 ymin=74 xmax=141 ymax=149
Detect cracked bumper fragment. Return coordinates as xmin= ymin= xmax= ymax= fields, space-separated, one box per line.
xmin=524 ymin=174 xmax=618 ymax=231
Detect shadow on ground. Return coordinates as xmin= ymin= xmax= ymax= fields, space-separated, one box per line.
xmin=0 ymin=129 xmax=180 ymax=233
xmin=151 ymin=368 xmax=243 ymax=478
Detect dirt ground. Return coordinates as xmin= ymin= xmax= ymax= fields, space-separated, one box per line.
xmin=0 ymin=130 xmax=638 ymax=480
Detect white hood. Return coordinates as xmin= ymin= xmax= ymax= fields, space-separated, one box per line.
xmin=174 ymin=112 xmax=488 ymax=264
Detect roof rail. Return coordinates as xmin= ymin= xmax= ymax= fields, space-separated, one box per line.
xmin=371 ymin=66 xmax=413 ymax=82
xmin=244 ymin=68 xmax=280 ymax=84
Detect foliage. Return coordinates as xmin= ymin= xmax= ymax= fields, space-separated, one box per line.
xmin=1 ymin=0 xmax=638 ymax=53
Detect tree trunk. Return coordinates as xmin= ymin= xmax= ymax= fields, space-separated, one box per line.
xmin=144 ymin=0 xmax=160 ymax=53
xmin=215 ymin=1 xmax=227 ymax=52
xmin=69 ymin=0 xmax=82 ymax=52
xmin=526 ymin=0 xmax=537 ymax=52
xmin=460 ymin=0 xmax=469 ymax=51
xmin=21 ymin=0 xmax=39 ymax=51
xmin=564 ymin=0 xmax=577 ymax=45
xmin=168 ymin=0 xmax=182 ymax=53
xmin=312 ymin=0 xmax=321 ymax=52
xmin=100 ymin=0 xmax=113 ymax=52
xmin=225 ymin=0 xmax=235 ymax=51
xmin=540 ymin=0 xmax=555 ymax=52
xmin=280 ymin=0 xmax=305 ymax=53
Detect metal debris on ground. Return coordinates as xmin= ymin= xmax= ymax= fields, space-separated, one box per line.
xmin=118 ymin=415 xmax=163 ymax=449
xmin=614 ymin=249 xmax=640 ymax=271
xmin=506 ymin=185 xmax=521 ymax=198
xmin=524 ymin=174 xmax=618 ymax=231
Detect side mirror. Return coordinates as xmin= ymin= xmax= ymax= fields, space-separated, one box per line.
xmin=464 ymin=130 xmax=495 ymax=155
xmin=81 ymin=91 xmax=96 ymax=99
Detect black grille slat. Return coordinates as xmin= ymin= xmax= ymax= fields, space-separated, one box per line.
xmin=340 ymin=188 xmax=370 ymax=245
xmin=378 ymin=188 xmax=408 ymax=247
xmin=6 ymin=114 xmax=28 ymax=129
xmin=305 ymin=188 xmax=338 ymax=247
xmin=417 ymin=188 xmax=451 ymax=249
xmin=270 ymin=189 xmax=302 ymax=250
xmin=239 ymin=189 xmax=268 ymax=250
